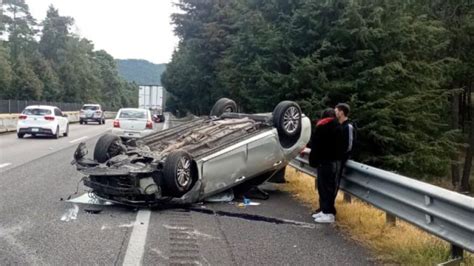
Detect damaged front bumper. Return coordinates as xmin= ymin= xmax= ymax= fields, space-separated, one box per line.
xmin=72 ymin=142 xmax=202 ymax=207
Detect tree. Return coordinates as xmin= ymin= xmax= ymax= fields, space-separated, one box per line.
xmin=0 ymin=43 xmax=13 ymax=98
xmin=11 ymin=54 xmax=43 ymax=100
xmin=165 ymin=0 xmax=468 ymax=183
xmin=39 ymin=5 xmax=73 ymax=63
xmin=2 ymin=0 xmax=38 ymax=60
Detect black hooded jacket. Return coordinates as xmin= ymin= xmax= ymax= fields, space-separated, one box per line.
xmin=309 ymin=117 xmax=343 ymax=167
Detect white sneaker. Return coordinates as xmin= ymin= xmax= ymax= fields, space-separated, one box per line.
xmin=314 ymin=213 xmax=335 ymax=223
xmin=311 ymin=211 xmax=323 ymax=219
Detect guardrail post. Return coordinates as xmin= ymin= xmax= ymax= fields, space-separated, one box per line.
xmin=438 ymin=244 xmax=464 ymax=266
xmin=450 ymin=244 xmax=463 ymax=260
xmin=343 ymin=192 xmax=352 ymax=203
xmin=385 ymin=212 xmax=396 ymax=226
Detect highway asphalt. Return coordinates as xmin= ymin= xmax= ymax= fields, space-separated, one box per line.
xmin=0 ymin=119 xmax=375 ymax=265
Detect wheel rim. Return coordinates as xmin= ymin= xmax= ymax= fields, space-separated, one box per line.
xmin=283 ymin=106 xmax=300 ymax=134
xmin=176 ymin=157 xmax=192 ymax=188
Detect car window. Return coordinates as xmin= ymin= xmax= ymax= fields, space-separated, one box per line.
xmin=22 ymin=108 xmax=52 ymax=116
xmin=119 ymin=110 xmax=147 ymax=119
xmin=82 ymin=105 xmax=99 ymax=111
xmin=54 ymin=109 xmax=63 ymax=116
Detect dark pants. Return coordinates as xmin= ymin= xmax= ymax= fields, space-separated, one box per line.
xmin=335 ymin=158 xmax=349 ymax=196
xmin=316 ymin=161 xmax=339 ymax=215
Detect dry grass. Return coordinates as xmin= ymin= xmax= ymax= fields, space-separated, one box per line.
xmin=276 ymin=167 xmax=474 ymax=265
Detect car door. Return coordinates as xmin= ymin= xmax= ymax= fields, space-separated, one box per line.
xmin=246 ymin=131 xmax=285 ymax=178
xmin=54 ymin=108 xmax=66 ymax=132
xmin=201 ymin=144 xmax=248 ymax=197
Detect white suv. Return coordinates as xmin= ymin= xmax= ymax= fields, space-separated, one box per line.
xmin=16 ymin=105 xmax=69 ymax=139
xmin=80 ymin=104 xmax=105 ymax=125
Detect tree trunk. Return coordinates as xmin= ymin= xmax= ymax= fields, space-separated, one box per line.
xmin=460 ymin=122 xmax=473 ymax=192
xmin=451 ymin=93 xmax=461 ymax=187
xmin=460 ymin=86 xmax=473 ymax=192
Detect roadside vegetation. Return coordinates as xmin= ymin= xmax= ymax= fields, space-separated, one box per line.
xmin=163 ymin=0 xmax=474 ymax=192
xmin=280 ymin=167 xmax=474 ymax=265
xmin=0 ymin=0 xmax=138 ymax=109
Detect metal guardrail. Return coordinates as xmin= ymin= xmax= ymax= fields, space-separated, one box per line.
xmin=290 ymin=149 xmax=474 ymax=264
xmin=0 ymin=99 xmax=118 ymax=113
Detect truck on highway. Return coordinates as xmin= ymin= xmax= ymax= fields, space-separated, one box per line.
xmin=138 ymin=85 xmax=165 ymax=122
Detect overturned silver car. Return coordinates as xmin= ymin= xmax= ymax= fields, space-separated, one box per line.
xmin=72 ymin=99 xmax=311 ymax=206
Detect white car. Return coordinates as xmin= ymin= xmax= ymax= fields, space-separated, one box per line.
xmin=111 ymin=108 xmax=154 ymax=138
xmin=16 ymin=105 xmax=69 ymax=139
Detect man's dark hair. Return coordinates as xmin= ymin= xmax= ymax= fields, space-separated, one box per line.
xmin=321 ymin=108 xmax=336 ymax=118
xmin=336 ymin=103 xmax=350 ymax=116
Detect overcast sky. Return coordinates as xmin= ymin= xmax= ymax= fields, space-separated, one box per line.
xmin=26 ymin=0 xmax=180 ymax=64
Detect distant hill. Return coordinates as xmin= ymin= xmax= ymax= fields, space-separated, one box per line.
xmin=116 ymin=59 xmax=166 ymax=85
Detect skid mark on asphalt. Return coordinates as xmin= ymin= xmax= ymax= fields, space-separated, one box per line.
xmin=0 ymin=222 xmax=45 ymax=265
xmin=188 ymin=207 xmax=316 ymax=229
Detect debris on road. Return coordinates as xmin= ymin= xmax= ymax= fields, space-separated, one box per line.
xmin=66 ymin=192 xmax=114 ymax=206
xmin=60 ymin=204 xmax=79 ymax=222
xmin=204 ymin=189 xmax=234 ymax=203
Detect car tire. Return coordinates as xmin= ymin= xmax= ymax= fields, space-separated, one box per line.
xmin=63 ymin=124 xmax=69 ymax=137
xmin=210 ymin=98 xmax=237 ymax=117
xmin=54 ymin=126 xmax=60 ymax=139
xmin=93 ymin=133 xmax=124 ymax=163
xmin=79 ymin=120 xmax=83 ymax=125
xmin=84 ymin=121 xmax=88 ymax=125
xmin=17 ymin=133 xmax=24 ymax=139
xmin=273 ymin=101 xmax=302 ymax=139
xmin=163 ymin=150 xmax=196 ymax=196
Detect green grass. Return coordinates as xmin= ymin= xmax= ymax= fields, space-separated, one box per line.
xmin=278 ymin=167 xmax=474 ymax=265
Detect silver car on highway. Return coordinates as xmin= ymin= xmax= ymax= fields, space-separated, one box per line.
xmin=111 ymin=108 xmax=155 ymax=138
xmin=72 ymin=99 xmax=310 ymax=206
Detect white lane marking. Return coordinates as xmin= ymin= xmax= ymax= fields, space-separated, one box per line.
xmin=69 ymin=136 xmax=88 ymax=143
xmin=60 ymin=204 xmax=79 ymax=222
xmin=122 ymin=210 xmax=151 ymax=266
xmin=0 ymin=163 xmax=12 ymax=168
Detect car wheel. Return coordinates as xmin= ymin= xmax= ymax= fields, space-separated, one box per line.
xmin=32 ymin=133 xmax=37 ymax=137
xmin=53 ymin=126 xmax=60 ymax=139
xmin=93 ymin=133 xmax=125 ymax=163
xmin=63 ymin=124 xmax=69 ymax=137
xmin=84 ymin=121 xmax=88 ymax=125
xmin=210 ymin=98 xmax=237 ymax=117
xmin=273 ymin=101 xmax=302 ymax=138
xmin=101 ymin=119 xmax=105 ymax=124
xmin=17 ymin=133 xmax=24 ymax=139
xmin=163 ymin=150 xmax=196 ymax=196
xmin=79 ymin=120 xmax=83 ymax=125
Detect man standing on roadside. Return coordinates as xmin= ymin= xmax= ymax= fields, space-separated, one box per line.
xmin=309 ymin=108 xmax=342 ymax=223
xmin=335 ymin=103 xmax=355 ymax=188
